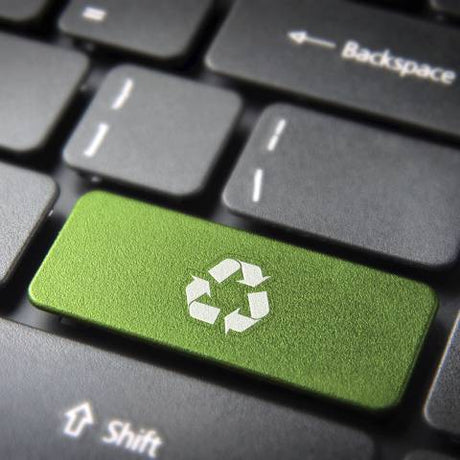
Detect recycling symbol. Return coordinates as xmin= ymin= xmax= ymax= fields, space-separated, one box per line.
xmin=185 ymin=259 xmax=271 ymax=334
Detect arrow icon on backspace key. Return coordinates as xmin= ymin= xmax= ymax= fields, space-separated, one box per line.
xmin=287 ymin=30 xmax=337 ymax=50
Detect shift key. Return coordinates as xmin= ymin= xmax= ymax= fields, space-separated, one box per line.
xmin=206 ymin=0 xmax=460 ymax=139
xmin=29 ymin=191 xmax=437 ymax=411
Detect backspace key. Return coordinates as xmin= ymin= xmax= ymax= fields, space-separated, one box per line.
xmin=206 ymin=0 xmax=460 ymax=140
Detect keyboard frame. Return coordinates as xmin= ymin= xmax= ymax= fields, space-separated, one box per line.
xmin=0 ymin=1 xmax=459 ymax=458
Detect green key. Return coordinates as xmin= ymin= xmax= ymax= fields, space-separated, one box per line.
xmin=29 ymin=191 xmax=437 ymax=410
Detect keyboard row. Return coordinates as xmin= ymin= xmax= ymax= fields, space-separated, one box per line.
xmin=0 ymin=166 xmax=459 ymax=439
xmin=3 ymin=0 xmax=460 ymax=142
xmin=1 ymin=29 xmax=460 ymax=268
xmin=0 ymin=316 xmax=455 ymax=459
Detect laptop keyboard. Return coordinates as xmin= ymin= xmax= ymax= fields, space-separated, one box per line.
xmin=0 ymin=0 xmax=459 ymax=459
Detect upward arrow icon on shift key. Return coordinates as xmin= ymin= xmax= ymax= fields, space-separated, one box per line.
xmin=63 ymin=401 xmax=95 ymax=438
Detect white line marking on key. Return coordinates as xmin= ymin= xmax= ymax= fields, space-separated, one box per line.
xmin=252 ymin=168 xmax=264 ymax=203
xmin=303 ymin=35 xmax=336 ymax=49
xmin=84 ymin=123 xmax=109 ymax=157
xmin=82 ymin=6 xmax=107 ymax=22
xmin=267 ymin=119 xmax=287 ymax=152
xmin=111 ymin=78 xmax=134 ymax=110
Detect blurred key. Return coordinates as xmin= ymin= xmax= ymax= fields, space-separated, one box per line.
xmin=0 ymin=0 xmax=49 ymax=23
xmin=0 ymin=162 xmax=57 ymax=286
xmin=64 ymin=65 xmax=241 ymax=198
xmin=363 ymin=0 xmax=421 ymax=9
xmin=429 ymin=0 xmax=460 ymax=20
xmin=223 ymin=104 xmax=460 ymax=269
xmin=59 ymin=0 xmax=213 ymax=63
xmin=405 ymin=451 xmax=457 ymax=460
xmin=0 ymin=318 xmax=375 ymax=459
xmin=207 ymin=0 xmax=460 ymax=140
xmin=424 ymin=311 xmax=460 ymax=438
xmin=0 ymin=32 xmax=88 ymax=155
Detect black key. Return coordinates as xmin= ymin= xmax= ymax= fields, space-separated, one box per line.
xmin=371 ymin=0 xmax=421 ymax=8
xmin=64 ymin=65 xmax=241 ymax=198
xmin=0 ymin=32 xmax=88 ymax=155
xmin=0 ymin=0 xmax=49 ymax=23
xmin=59 ymin=0 xmax=213 ymax=63
xmin=0 ymin=161 xmax=57 ymax=286
xmin=424 ymin=311 xmax=460 ymax=438
xmin=206 ymin=0 xmax=460 ymax=140
xmin=429 ymin=0 xmax=460 ymax=20
xmin=223 ymin=104 xmax=460 ymax=269
xmin=405 ymin=451 xmax=458 ymax=460
xmin=0 ymin=318 xmax=375 ymax=459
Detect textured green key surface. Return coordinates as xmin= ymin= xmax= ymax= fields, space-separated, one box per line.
xmin=29 ymin=191 xmax=437 ymax=410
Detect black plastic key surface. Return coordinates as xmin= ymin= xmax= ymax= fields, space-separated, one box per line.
xmin=0 ymin=32 xmax=88 ymax=154
xmin=0 ymin=318 xmax=375 ymax=459
xmin=429 ymin=0 xmax=460 ymax=20
xmin=0 ymin=0 xmax=49 ymax=23
xmin=223 ymin=104 xmax=460 ymax=269
xmin=370 ymin=0 xmax=421 ymax=8
xmin=0 ymin=162 xmax=57 ymax=286
xmin=405 ymin=451 xmax=458 ymax=460
xmin=207 ymin=0 xmax=460 ymax=140
xmin=59 ymin=0 xmax=213 ymax=63
xmin=424 ymin=311 xmax=460 ymax=438
xmin=64 ymin=65 xmax=241 ymax=198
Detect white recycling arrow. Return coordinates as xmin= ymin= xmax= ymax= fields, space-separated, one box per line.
xmin=223 ymin=291 xmax=269 ymax=334
xmin=189 ymin=301 xmax=220 ymax=324
xmin=186 ymin=276 xmax=210 ymax=304
xmin=238 ymin=262 xmax=270 ymax=288
xmin=186 ymin=277 xmax=219 ymax=324
xmin=224 ymin=308 xmax=259 ymax=334
xmin=208 ymin=258 xmax=240 ymax=283
xmin=248 ymin=291 xmax=269 ymax=319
